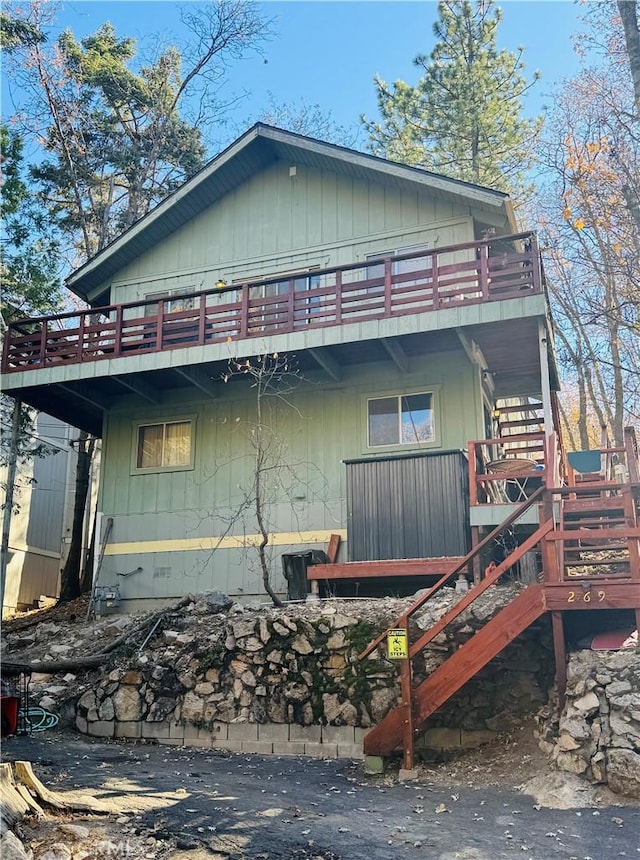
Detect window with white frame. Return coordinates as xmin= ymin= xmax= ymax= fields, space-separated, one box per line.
xmin=367 ymin=393 xmax=434 ymax=447
xmin=135 ymin=419 xmax=193 ymax=471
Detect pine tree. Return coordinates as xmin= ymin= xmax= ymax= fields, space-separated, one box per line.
xmin=362 ymin=0 xmax=541 ymax=201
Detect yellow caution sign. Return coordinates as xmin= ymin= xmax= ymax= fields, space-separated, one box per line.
xmin=386 ymin=628 xmax=408 ymax=660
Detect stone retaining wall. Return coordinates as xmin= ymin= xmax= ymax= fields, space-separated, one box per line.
xmin=540 ymin=650 xmax=640 ymax=798
xmin=75 ymin=587 xmax=555 ymax=759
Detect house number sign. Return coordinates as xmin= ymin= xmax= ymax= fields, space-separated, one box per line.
xmin=567 ymin=590 xmax=607 ymax=604
xmin=386 ymin=628 xmax=409 ymax=660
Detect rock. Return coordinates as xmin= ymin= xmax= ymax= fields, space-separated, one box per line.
xmin=59 ymin=824 xmax=90 ymax=839
xmin=0 ymin=830 xmax=30 ymax=859
xmin=181 ymin=690 xmax=205 ymax=722
xmin=272 ymin=621 xmax=290 ymax=636
xmin=291 ymin=635 xmax=313 ymax=655
xmin=607 ymin=748 xmax=640 ymax=798
xmin=62 ymin=673 xmax=76 ymax=683
xmin=98 ymin=698 xmax=115 ymax=721
xmin=77 ymin=690 xmax=97 ymax=712
xmin=556 ymin=732 xmax=581 ymax=751
xmin=521 ymin=772 xmax=602 ymax=809
xmin=232 ymin=619 xmax=257 ymax=639
xmin=196 ymin=591 xmax=233 ymax=615
xmin=113 ymin=686 xmax=142 ymax=721
xmin=573 ymin=691 xmax=600 ymax=715
xmin=48 ymin=644 xmax=72 ymax=655
xmin=40 ymin=844 xmax=72 ymax=860
xmin=370 ymin=687 xmax=398 ymax=722
xmin=241 ymin=636 xmax=263 ymax=653
xmin=38 ymin=696 xmax=58 ymax=711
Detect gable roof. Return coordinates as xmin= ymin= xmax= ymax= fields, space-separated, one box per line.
xmin=67 ymin=123 xmax=516 ymax=303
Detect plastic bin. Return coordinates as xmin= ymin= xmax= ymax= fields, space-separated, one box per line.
xmin=281 ymin=550 xmax=328 ymax=600
xmin=1 ymin=695 xmax=20 ymax=737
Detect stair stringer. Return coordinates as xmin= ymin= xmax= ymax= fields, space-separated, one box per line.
xmin=363 ymin=583 xmax=547 ymax=757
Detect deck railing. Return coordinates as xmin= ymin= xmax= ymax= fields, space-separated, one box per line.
xmin=2 ymin=231 xmax=542 ymax=373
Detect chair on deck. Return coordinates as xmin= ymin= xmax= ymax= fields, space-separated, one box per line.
xmin=567 ymin=450 xmax=603 ymax=485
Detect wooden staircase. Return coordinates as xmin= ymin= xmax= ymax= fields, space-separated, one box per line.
xmin=360 ymin=431 xmax=640 ymax=764
xmin=364 ymin=584 xmax=546 ymax=755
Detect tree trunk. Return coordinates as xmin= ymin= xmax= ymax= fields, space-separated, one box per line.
xmin=59 ymin=433 xmax=95 ymax=603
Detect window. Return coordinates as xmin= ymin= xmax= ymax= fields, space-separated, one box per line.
xmin=365 ymin=244 xmax=430 ymax=284
xmin=368 ymin=393 xmax=434 ymax=447
xmin=135 ymin=419 xmax=193 ymax=471
xmin=145 ymin=288 xmax=195 ymax=313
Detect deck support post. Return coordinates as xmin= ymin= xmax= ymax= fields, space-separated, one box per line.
xmin=471 ymin=526 xmax=482 ymax=583
xmin=400 ymin=619 xmax=415 ymax=772
xmin=551 ymin=611 xmax=567 ymax=711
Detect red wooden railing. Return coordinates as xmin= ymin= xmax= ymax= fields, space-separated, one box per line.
xmin=2 ymin=232 xmax=542 ymax=373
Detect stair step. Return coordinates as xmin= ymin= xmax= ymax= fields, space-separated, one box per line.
xmin=563 ymin=498 xmax=626 ymax=514
xmin=564 ymin=544 xmax=630 ymax=554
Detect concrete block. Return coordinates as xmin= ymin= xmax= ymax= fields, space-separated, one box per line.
xmin=186 ymin=721 xmax=228 ymax=741
xmin=241 ymin=740 xmax=274 ymax=755
xmin=354 ymin=727 xmax=368 ymax=745
xmin=398 ymin=768 xmax=419 ymax=782
xmin=142 ymin=721 xmax=171 ymax=740
xmin=273 ymin=741 xmax=307 ymax=756
xmin=289 ymin=725 xmax=321 ymax=742
xmin=337 ymin=744 xmax=364 ymax=760
xmin=76 ymin=715 xmax=88 ymax=734
xmin=115 ymin=721 xmax=142 ymax=739
xmin=220 ymin=739 xmax=244 ymax=753
xmin=183 ymin=738 xmax=212 ymax=749
xmin=304 ymin=742 xmax=338 ymax=758
xmin=157 ymin=738 xmax=184 ymax=746
xmin=322 ymin=725 xmax=355 ymax=745
xmin=89 ymin=721 xmax=115 ymax=738
xmin=211 ymin=721 xmax=229 ymax=740
xmin=228 ymin=722 xmax=259 ymax=741
xmin=169 ymin=722 xmax=185 ymax=740
xmin=419 ymin=728 xmax=461 ymax=749
xmin=460 ymin=729 xmax=497 ymax=749
xmin=258 ymin=723 xmax=290 ymax=742
xmin=364 ymin=755 xmax=384 ymax=774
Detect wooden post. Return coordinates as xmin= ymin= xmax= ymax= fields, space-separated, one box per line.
xmin=400 ymin=618 xmax=415 ymax=772
xmin=239 ymin=286 xmax=249 ymax=338
xmin=335 ymin=270 xmax=342 ymax=324
xmin=384 ymin=257 xmax=393 ymax=315
xmin=431 ymin=252 xmax=439 ymax=310
xmin=551 ymin=611 xmax=567 ymax=711
xmin=468 ymin=441 xmax=478 ymax=506
xmin=471 ymin=526 xmax=482 ymax=583
xmin=39 ymin=319 xmax=47 ymax=365
xmin=479 ymin=243 xmax=489 ymax=301
xmin=287 ymin=278 xmax=295 ymax=329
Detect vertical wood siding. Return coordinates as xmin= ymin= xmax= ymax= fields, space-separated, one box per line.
xmin=96 ymin=352 xmax=482 ymax=599
xmin=106 ymin=163 xmax=473 ymax=305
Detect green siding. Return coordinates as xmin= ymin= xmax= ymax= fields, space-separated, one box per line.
xmin=105 ymin=163 xmax=477 ymax=305
xmin=97 ymin=349 xmax=483 ymax=600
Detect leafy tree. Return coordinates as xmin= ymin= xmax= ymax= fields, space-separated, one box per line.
xmin=533 ymin=3 xmax=639 ymax=444
xmin=6 ymin=1 xmax=271 ymax=259
xmin=1 ymin=125 xmax=62 ymax=322
xmin=362 ymin=0 xmax=541 ymax=201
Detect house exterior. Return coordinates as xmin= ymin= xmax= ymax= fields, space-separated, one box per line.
xmin=1 ymin=124 xmax=562 ymax=610
xmin=2 ymin=415 xmax=74 ymax=616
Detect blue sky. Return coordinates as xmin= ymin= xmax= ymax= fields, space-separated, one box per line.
xmin=21 ymin=0 xmax=583 ymax=154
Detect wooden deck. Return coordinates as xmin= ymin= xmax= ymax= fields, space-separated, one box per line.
xmin=2 ymin=232 xmax=542 ymax=373
xmin=358 ymin=433 xmax=640 ymax=763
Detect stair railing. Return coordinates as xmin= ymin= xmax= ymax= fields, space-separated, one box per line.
xmin=358 ymin=486 xmax=552 ymax=770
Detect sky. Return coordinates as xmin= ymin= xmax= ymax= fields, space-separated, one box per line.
xmin=5 ymin=0 xmax=585 ymax=155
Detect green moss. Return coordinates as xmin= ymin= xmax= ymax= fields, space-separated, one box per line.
xmin=197 ymin=640 xmax=228 ymax=673
xmin=346 ymin=620 xmax=382 ymax=655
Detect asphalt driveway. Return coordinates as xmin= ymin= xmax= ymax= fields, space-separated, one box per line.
xmin=2 ymin=732 xmax=638 ymax=860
